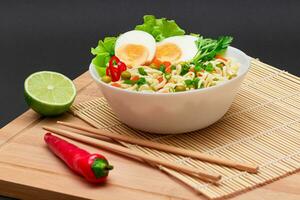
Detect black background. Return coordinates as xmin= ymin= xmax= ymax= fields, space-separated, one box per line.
xmin=0 ymin=0 xmax=300 ymax=199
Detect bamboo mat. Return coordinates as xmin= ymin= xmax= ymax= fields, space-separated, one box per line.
xmin=70 ymin=59 xmax=300 ymax=199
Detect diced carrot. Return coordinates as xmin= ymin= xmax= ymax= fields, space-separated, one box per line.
xmin=215 ymin=55 xmax=228 ymax=62
xmin=131 ymin=75 xmax=140 ymax=82
xmin=165 ymin=66 xmax=172 ymax=73
xmin=111 ymin=83 xmax=121 ymax=87
xmin=162 ymin=61 xmax=171 ymax=67
xmin=157 ymin=76 xmax=164 ymax=83
xmin=152 ymin=58 xmax=163 ymax=67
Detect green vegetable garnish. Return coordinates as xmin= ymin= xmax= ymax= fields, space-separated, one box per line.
xmin=135 ymin=15 xmax=185 ymax=42
xmin=171 ymin=65 xmax=176 ymax=70
xmin=136 ymin=77 xmax=147 ymax=86
xmin=91 ymin=37 xmax=117 ymax=76
xmin=192 ymin=36 xmax=233 ymax=64
xmin=194 ymin=64 xmax=203 ymax=72
xmin=184 ymin=79 xmax=193 ymax=87
xmin=123 ymin=80 xmax=134 ymax=85
xmin=216 ymin=62 xmax=225 ymax=68
xmin=138 ymin=67 xmax=148 ymax=75
xmin=200 ymin=82 xmax=204 ymax=88
xmin=193 ymin=78 xmax=200 ymax=89
xmin=159 ymin=65 xmax=166 ymax=73
xmin=180 ymin=64 xmax=190 ymax=76
xmin=205 ymin=63 xmax=214 ymax=72
xmin=164 ymin=73 xmax=171 ymax=81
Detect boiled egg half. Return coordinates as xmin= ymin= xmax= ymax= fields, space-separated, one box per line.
xmin=154 ymin=35 xmax=198 ymax=64
xmin=115 ymin=30 xmax=156 ymax=67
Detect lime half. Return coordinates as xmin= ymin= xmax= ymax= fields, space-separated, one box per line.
xmin=24 ymin=71 xmax=76 ymax=116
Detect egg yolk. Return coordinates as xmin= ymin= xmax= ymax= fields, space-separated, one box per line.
xmin=116 ymin=44 xmax=149 ymax=67
xmin=155 ymin=43 xmax=182 ymax=64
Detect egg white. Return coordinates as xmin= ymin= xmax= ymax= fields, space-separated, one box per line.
xmin=157 ymin=35 xmax=198 ymax=63
xmin=115 ymin=30 xmax=156 ymax=63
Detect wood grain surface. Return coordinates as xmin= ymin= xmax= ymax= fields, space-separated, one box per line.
xmin=0 ymin=71 xmax=299 ymax=200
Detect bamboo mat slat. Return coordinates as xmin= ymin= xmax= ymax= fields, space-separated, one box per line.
xmin=70 ymin=59 xmax=300 ymax=199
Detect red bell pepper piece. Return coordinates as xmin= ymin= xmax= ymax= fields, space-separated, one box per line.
xmin=44 ymin=133 xmax=113 ymax=183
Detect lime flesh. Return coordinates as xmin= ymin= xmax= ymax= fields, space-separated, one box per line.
xmin=24 ymin=71 xmax=76 ymax=116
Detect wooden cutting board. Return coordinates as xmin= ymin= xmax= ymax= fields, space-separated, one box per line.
xmin=0 ymin=71 xmax=300 ymax=200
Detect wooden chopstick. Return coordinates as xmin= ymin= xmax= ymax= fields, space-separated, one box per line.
xmin=57 ymin=121 xmax=259 ymax=173
xmin=43 ymin=126 xmax=221 ymax=183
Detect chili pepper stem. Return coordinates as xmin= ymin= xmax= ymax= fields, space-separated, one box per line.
xmin=105 ymin=165 xmax=114 ymax=170
xmin=91 ymin=158 xmax=114 ymax=178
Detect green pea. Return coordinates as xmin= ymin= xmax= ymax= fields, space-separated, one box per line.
xmin=101 ymin=75 xmax=112 ymax=83
xmin=121 ymin=71 xmax=131 ymax=80
xmin=175 ymin=85 xmax=186 ymax=92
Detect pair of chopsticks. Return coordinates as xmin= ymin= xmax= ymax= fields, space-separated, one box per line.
xmin=43 ymin=121 xmax=258 ymax=183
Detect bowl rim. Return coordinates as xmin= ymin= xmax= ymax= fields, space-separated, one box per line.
xmin=89 ymin=46 xmax=250 ymax=96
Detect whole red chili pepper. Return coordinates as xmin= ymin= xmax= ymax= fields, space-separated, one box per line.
xmin=106 ymin=56 xmax=127 ymax=82
xmin=44 ymin=133 xmax=113 ymax=183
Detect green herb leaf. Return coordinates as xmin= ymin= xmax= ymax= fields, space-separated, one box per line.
xmin=159 ymin=65 xmax=166 ymax=73
xmin=164 ymin=73 xmax=171 ymax=81
xmin=216 ymin=62 xmax=225 ymax=68
xmin=192 ymin=36 xmax=233 ymax=64
xmin=171 ymin=65 xmax=176 ymax=70
xmin=194 ymin=63 xmax=203 ymax=72
xmin=193 ymin=78 xmax=200 ymax=89
xmin=200 ymin=82 xmax=204 ymax=88
xmin=205 ymin=63 xmax=214 ymax=72
xmin=135 ymin=15 xmax=185 ymax=42
xmin=184 ymin=79 xmax=193 ymax=87
xmin=136 ymin=77 xmax=146 ymax=86
xmin=180 ymin=64 xmax=190 ymax=76
xmin=138 ymin=67 xmax=148 ymax=75
xmin=123 ymin=80 xmax=134 ymax=85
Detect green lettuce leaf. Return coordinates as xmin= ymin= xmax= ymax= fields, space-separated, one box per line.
xmin=91 ymin=37 xmax=117 ymax=56
xmin=135 ymin=15 xmax=185 ymax=41
xmin=91 ymin=37 xmax=117 ymax=76
xmin=94 ymin=65 xmax=107 ymax=77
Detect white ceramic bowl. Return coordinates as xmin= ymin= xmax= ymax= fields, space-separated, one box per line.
xmin=89 ymin=46 xmax=250 ymax=134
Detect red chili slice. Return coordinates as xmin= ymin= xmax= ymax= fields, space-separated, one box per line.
xmin=109 ymin=56 xmax=120 ymax=67
xmin=107 ymin=56 xmax=127 ymax=82
xmin=118 ymin=62 xmax=127 ymax=72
